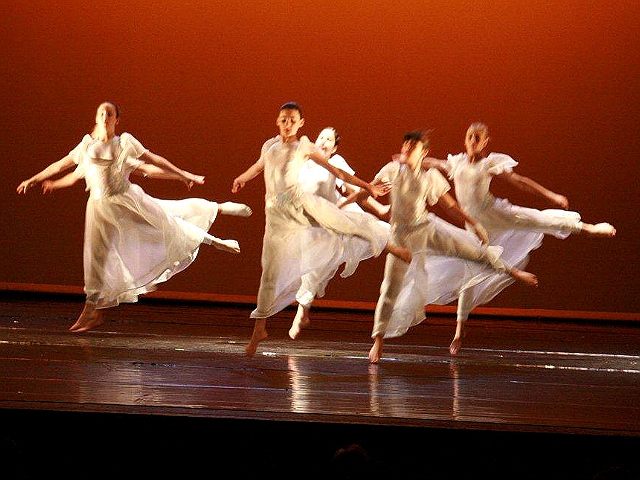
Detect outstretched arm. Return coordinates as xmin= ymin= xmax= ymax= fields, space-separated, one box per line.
xmin=393 ymin=153 xmax=448 ymax=174
xmin=309 ymin=146 xmax=389 ymax=198
xmin=232 ymin=135 xmax=280 ymax=193
xmin=341 ymin=183 xmax=390 ymax=221
xmin=132 ymin=164 xmax=196 ymax=189
xmin=139 ymin=151 xmax=205 ymax=188
xmin=338 ymin=177 xmax=386 ymax=210
xmin=16 ymin=155 xmax=76 ymax=194
xmin=421 ymin=156 xmax=448 ymax=174
xmin=361 ymin=196 xmax=390 ymax=221
xmin=41 ymin=171 xmax=82 ymax=194
xmin=498 ymin=171 xmax=569 ymax=209
xmin=437 ymin=193 xmax=489 ymax=244
xmin=232 ymin=157 xmax=265 ymax=193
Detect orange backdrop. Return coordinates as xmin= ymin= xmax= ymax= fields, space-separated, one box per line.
xmin=2 ymin=0 xmax=638 ymax=314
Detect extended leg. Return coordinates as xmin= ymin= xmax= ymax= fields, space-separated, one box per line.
xmin=218 ymin=202 xmax=253 ymax=217
xmin=203 ymin=233 xmax=241 ymax=254
xmin=580 ymin=222 xmax=616 ymax=237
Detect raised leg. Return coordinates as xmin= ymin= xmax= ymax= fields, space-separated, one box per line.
xmin=581 ymin=222 xmax=616 ymax=237
xmin=219 ymin=202 xmax=252 ymax=217
xmin=204 ymin=234 xmax=241 ymax=254
xmin=510 ymin=268 xmax=538 ymax=287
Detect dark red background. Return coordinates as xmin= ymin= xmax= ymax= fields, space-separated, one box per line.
xmin=3 ymin=1 xmax=638 ymax=314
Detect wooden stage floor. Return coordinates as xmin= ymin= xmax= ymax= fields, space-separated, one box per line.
xmin=1 ymin=290 xmax=639 ymax=479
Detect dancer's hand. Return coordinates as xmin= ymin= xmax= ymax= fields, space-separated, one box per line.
xmin=231 ymin=177 xmax=245 ymax=193
xmin=367 ymin=181 xmax=391 ymax=198
xmin=182 ymin=172 xmax=205 ymax=190
xmin=189 ymin=173 xmax=206 ymax=185
xmin=41 ymin=180 xmax=55 ymax=195
xmin=16 ymin=179 xmax=36 ymax=195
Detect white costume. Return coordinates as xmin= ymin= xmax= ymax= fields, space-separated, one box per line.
xmin=444 ymin=152 xmax=582 ymax=321
xmin=372 ymin=160 xmax=512 ymax=339
xmin=70 ymin=133 xmax=223 ymax=308
xmin=298 ymin=153 xmax=363 ymax=213
xmin=251 ymin=137 xmax=389 ymax=319
xmin=298 ymin=153 xmax=391 ymax=277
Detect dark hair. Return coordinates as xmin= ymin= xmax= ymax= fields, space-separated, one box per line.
xmin=104 ymin=101 xmax=121 ymax=118
xmin=90 ymin=101 xmax=121 ymax=136
xmin=403 ymin=130 xmax=431 ymax=149
xmin=279 ymin=101 xmax=303 ymax=117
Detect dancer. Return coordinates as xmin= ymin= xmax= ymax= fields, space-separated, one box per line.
xmin=17 ymin=101 xmax=251 ymax=332
xmin=424 ymin=122 xmax=616 ymax=354
xmin=290 ymin=126 xmax=393 ymax=339
xmin=342 ymin=130 xmax=538 ymax=363
xmin=231 ymin=102 xmax=407 ymax=357
xmin=299 ymin=126 xmax=390 ymax=219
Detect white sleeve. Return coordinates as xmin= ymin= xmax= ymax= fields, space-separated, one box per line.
xmin=68 ymin=135 xmax=92 ymax=165
xmin=424 ymin=168 xmax=451 ymax=206
xmin=374 ymin=161 xmax=399 ymax=183
xmin=260 ymin=135 xmax=281 ymax=158
xmin=68 ymin=135 xmax=92 ymax=178
xmin=329 ymin=154 xmax=355 ymax=188
xmin=485 ymin=153 xmax=518 ymax=176
xmin=120 ymin=132 xmax=149 ymax=158
xmin=445 ymin=153 xmax=464 ymax=179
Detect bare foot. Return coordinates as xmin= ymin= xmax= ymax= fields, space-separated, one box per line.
xmin=210 ymin=237 xmax=241 ymax=254
xmin=449 ymin=337 xmax=463 ymax=355
xmin=69 ymin=305 xmax=90 ymax=331
xmin=246 ymin=319 xmax=268 ymax=357
xmin=511 ymin=268 xmax=538 ymax=287
xmin=219 ymin=202 xmax=252 ymax=217
xmin=369 ymin=336 xmax=384 ymax=364
xmin=583 ymin=222 xmax=616 ymax=237
xmin=69 ymin=304 xmax=104 ymax=332
xmin=450 ymin=321 xmax=466 ymax=355
xmin=288 ymin=305 xmax=310 ymax=340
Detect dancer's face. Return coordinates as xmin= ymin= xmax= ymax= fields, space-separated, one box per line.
xmin=315 ymin=128 xmax=338 ymax=157
xmin=276 ymin=108 xmax=304 ymax=139
xmin=401 ymin=140 xmax=428 ymax=166
xmin=464 ymin=126 xmax=489 ymax=156
xmin=94 ymin=103 xmax=119 ymax=134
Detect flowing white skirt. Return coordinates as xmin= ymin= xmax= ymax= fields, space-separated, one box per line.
xmin=385 ymin=215 xmax=511 ymax=339
xmin=251 ymin=191 xmax=389 ymax=318
xmin=83 ymin=183 xmax=219 ymax=308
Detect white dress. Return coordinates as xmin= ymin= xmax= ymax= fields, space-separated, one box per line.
xmin=251 ymin=136 xmax=389 ymax=319
xmin=298 ymin=153 xmax=363 ymax=213
xmin=298 ymin=153 xmax=391 ymax=276
xmin=373 ymin=160 xmax=510 ymax=339
xmin=70 ymin=133 xmax=220 ymax=308
xmin=443 ymin=152 xmax=582 ymax=308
